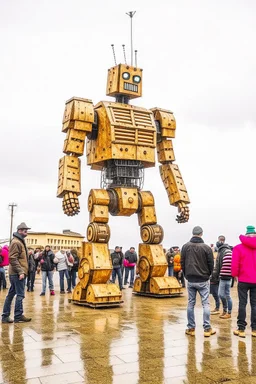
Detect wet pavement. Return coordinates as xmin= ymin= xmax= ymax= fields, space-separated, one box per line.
xmin=0 ymin=276 xmax=255 ymax=384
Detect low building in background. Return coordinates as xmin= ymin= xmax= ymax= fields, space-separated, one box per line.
xmin=26 ymin=229 xmax=84 ymax=253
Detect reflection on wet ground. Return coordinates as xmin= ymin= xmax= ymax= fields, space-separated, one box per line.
xmin=0 ymin=276 xmax=255 ymax=383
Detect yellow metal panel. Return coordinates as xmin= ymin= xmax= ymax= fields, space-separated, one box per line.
xmin=71 ymin=282 xmax=87 ymax=302
xmin=89 ymin=205 xmax=109 ymax=223
xmin=57 ymin=155 xmax=81 ymax=197
xmin=151 ymin=108 xmax=176 ymax=138
xmin=84 ymin=242 xmax=112 ymax=270
xmin=138 ymin=206 xmax=157 ymax=226
xmin=149 ymin=276 xmax=182 ymax=294
xmin=115 ymin=188 xmax=139 ymax=216
xmin=136 ymin=146 xmax=155 ymax=165
xmin=86 ymin=284 xmax=122 ymax=304
xmin=139 ymin=243 xmax=167 ymax=267
xmin=157 ymin=140 xmax=175 ymax=163
xmin=62 ymin=97 xmax=94 ymax=133
xmin=112 ymin=143 xmax=136 ymax=160
xmin=160 ymin=164 xmax=190 ymax=205
xmin=88 ymin=189 xmax=110 ymax=211
xmin=63 ymin=129 xmax=86 ymax=156
xmin=139 ymin=191 xmax=155 ymax=207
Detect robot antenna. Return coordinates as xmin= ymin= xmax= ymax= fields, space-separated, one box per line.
xmin=122 ymin=44 xmax=127 ymax=64
xmin=111 ymin=44 xmax=117 ymax=66
xmin=126 ymin=11 xmax=136 ymax=66
xmin=135 ymin=50 xmax=138 ymax=68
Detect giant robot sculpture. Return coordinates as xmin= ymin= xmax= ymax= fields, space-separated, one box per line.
xmin=57 ymin=62 xmax=190 ymax=307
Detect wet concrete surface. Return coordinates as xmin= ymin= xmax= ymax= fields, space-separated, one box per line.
xmin=0 ymin=275 xmax=255 ymax=383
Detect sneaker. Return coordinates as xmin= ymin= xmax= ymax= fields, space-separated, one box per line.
xmin=211 ymin=308 xmax=220 ymax=315
xmin=14 ymin=315 xmax=32 ymax=323
xmin=185 ymin=328 xmax=195 ymax=336
xmin=233 ymin=329 xmax=246 ymax=338
xmin=220 ymin=313 xmax=231 ymax=319
xmin=204 ymin=328 xmax=216 ymax=337
xmin=67 ymin=290 xmax=72 ymax=293
xmin=60 ymin=291 xmax=65 ymax=294
xmin=40 ymin=292 xmax=45 ymax=296
xmin=50 ymin=290 xmax=55 ymax=296
xmin=2 ymin=316 xmax=14 ymax=324
xmin=128 ymin=285 xmax=133 ymax=288
xmin=252 ymin=330 xmax=256 ymax=337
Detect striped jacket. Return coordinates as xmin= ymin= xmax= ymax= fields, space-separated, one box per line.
xmin=214 ymin=244 xmax=232 ymax=280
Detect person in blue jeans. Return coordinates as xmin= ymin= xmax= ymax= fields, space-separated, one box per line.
xmin=181 ymin=226 xmax=215 ymax=337
xmin=110 ymin=246 xmax=123 ymax=290
xmin=39 ymin=245 xmax=56 ymax=296
xmin=2 ymin=222 xmax=32 ymax=323
xmin=214 ymin=236 xmax=233 ymax=319
xmin=55 ymin=250 xmax=71 ymax=293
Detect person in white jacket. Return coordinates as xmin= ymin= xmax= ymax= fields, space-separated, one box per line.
xmin=55 ymin=250 xmax=71 ymax=293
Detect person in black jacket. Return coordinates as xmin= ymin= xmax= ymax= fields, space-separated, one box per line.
xmin=181 ymin=226 xmax=215 ymax=338
xmin=39 ymin=246 xmax=56 ymax=296
xmin=110 ymin=246 xmax=123 ymax=290
xmin=27 ymin=249 xmax=36 ymax=292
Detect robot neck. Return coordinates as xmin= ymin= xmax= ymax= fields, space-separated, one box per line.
xmin=115 ymin=94 xmax=130 ymax=104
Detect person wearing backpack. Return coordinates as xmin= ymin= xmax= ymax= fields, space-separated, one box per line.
xmin=124 ymin=247 xmax=137 ymax=288
xmin=110 ymin=246 xmax=123 ymax=290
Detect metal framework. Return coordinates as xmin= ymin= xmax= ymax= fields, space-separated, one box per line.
xmin=101 ymin=159 xmax=144 ymax=189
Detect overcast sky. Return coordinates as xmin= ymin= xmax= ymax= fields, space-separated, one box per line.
xmin=0 ymin=0 xmax=255 ymax=250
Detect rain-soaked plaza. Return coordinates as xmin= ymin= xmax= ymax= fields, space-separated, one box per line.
xmin=0 ymin=276 xmax=255 ymax=384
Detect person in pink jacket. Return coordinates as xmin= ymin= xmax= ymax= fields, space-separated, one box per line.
xmin=0 ymin=245 xmax=9 ymax=289
xmin=231 ymin=225 xmax=256 ymax=338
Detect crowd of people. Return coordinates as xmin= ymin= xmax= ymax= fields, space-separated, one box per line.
xmin=1 ymin=221 xmax=256 ymax=341
xmin=181 ymin=225 xmax=256 ymax=338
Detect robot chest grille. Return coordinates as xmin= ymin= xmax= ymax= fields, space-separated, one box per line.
xmin=124 ymin=83 xmax=138 ymax=92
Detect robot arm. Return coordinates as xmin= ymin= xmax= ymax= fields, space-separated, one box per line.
xmin=57 ymin=97 xmax=94 ymax=216
xmin=151 ymin=108 xmax=190 ymax=223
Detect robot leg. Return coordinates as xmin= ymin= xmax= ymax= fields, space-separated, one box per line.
xmin=71 ymin=189 xmax=123 ymax=307
xmin=134 ymin=191 xmax=182 ymax=297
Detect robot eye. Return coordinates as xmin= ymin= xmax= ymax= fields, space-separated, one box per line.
xmin=133 ymin=75 xmax=141 ymax=83
xmin=122 ymin=72 xmax=130 ymax=80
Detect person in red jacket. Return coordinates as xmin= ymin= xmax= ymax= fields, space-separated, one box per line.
xmin=232 ymin=225 xmax=256 ymax=338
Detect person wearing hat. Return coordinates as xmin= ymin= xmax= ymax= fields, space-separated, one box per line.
xmin=232 ymin=225 xmax=256 ymax=338
xmin=1 ymin=222 xmax=32 ymax=323
xmin=181 ymin=226 xmax=215 ymax=337
xmin=214 ymin=235 xmax=233 ymax=320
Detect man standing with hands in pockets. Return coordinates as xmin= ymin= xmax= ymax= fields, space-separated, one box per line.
xmin=2 ymin=222 xmax=32 ymax=323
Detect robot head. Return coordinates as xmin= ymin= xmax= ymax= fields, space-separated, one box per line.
xmin=106 ymin=63 xmax=143 ymax=100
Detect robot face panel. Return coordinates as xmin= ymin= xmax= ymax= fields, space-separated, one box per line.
xmin=106 ymin=64 xmax=143 ymax=99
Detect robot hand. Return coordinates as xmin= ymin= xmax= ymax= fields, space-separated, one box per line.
xmin=176 ymin=202 xmax=189 ymax=223
xmin=62 ymin=192 xmax=80 ymax=216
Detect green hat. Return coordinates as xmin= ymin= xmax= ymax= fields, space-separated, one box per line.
xmin=246 ymin=225 xmax=256 ymax=235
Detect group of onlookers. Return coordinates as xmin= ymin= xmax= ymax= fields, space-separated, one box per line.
xmin=110 ymin=246 xmax=138 ymax=290
xmin=36 ymin=246 xmax=79 ymax=296
xmin=181 ymin=225 xmax=256 ymax=339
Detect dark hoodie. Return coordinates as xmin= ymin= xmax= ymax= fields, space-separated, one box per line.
xmin=232 ymin=235 xmax=256 ymax=284
xmin=181 ymin=236 xmax=214 ymax=282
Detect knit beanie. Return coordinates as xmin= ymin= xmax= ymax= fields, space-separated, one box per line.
xmin=246 ymin=225 xmax=256 ymax=235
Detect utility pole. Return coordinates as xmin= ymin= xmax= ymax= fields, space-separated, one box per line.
xmin=8 ymin=203 xmax=17 ymax=245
